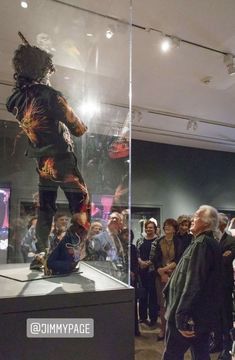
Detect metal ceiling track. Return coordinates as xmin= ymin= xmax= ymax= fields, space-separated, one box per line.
xmin=0 ymin=80 xmax=13 ymax=87
xmin=103 ymin=102 xmax=235 ymax=130
xmin=132 ymin=124 xmax=235 ymax=145
xmin=51 ymin=0 xmax=231 ymax=56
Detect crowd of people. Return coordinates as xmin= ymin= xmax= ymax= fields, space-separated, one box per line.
xmin=134 ymin=205 xmax=235 ymax=360
xmin=7 ymin=209 xmax=130 ymax=274
xmin=6 ymin=204 xmax=235 ymax=359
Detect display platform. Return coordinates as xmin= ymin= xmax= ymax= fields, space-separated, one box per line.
xmin=0 ymin=265 xmax=82 ymax=282
xmin=0 ymin=262 xmax=134 ymax=360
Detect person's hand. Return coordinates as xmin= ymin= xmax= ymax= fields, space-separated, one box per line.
xmin=166 ymin=262 xmax=176 ymax=272
xmin=166 ymin=268 xmax=173 ymax=275
xmin=160 ymin=273 xmax=169 ymax=284
xmin=223 ymin=250 xmax=232 ymax=257
xmin=157 ymin=267 xmax=165 ymax=276
xmin=139 ymin=260 xmax=149 ymax=269
xmin=142 ymin=261 xmax=150 ymax=269
xmin=57 ymin=231 xmax=66 ymax=240
xmin=178 ymin=329 xmax=195 ymax=338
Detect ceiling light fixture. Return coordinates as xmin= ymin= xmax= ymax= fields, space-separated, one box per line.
xmin=21 ymin=1 xmax=28 ymax=8
xmin=105 ymin=25 xmax=115 ymax=39
xmin=160 ymin=35 xmax=180 ymax=53
xmin=187 ymin=119 xmax=198 ymax=131
xmin=224 ymin=53 xmax=235 ymax=76
xmin=105 ymin=29 xmax=114 ymax=39
xmin=161 ymin=36 xmax=171 ymax=52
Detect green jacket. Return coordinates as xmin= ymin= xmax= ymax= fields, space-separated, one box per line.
xmin=163 ymin=231 xmax=222 ymax=333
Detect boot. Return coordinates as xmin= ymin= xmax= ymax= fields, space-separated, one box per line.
xmin=30 ymin=252 xmax=45 ymax=271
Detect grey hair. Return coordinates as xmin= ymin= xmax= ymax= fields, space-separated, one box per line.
xmin=218 ymin=212 xmax=229 ymax=225
xmin=198 ymin=205 xmax=219 ymax=231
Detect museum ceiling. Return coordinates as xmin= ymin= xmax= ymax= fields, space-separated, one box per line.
xmin=1 ymin=0 xmax=235 ymax=152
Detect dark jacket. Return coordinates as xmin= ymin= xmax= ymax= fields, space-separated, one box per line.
xmin=129 ymin=244 xmax=139 ymax=288
xmin=175 ymin=232 xmax=193 ymax=260
xmin=6 ymin=84 xmax=87 ymax=158
xmin=136 ymin=236 xmax=158 ymax=273
xmin=163 ymin=231 xmax=222 ymax=333
xmin=220 ymin=231 xmax=235 ymax=290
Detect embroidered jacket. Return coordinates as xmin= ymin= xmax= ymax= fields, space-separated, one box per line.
xmin=6 ymin=84 xmax=87 ymax=158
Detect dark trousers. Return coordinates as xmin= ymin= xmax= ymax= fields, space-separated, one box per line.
xmin=138 ymin=270 xmax=158 ymax=322
xmin=134 ymin=296 xmax=140 ymax=334
xmin=162 ymin=321 xmax=210 ymax=360
xmin=35 ymin=153 xmax=90 ymax=252
xmin=211 ymin=286 xmax=233 ymax=354
xmin=221 ymin=287 xmax=233 ymax=353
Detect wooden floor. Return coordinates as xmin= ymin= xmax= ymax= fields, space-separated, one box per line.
xmin=135 ymin=321 xmax=220 ymax=360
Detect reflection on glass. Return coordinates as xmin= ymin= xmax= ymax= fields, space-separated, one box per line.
xmin=0 ymin=188 xmax=10 ymax=263
xmin=1 ymin=0 xmax=131 ymax=288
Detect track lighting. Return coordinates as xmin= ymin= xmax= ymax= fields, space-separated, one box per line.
xmin=160 ymin=35 xmax=180 ymax=53
xmin=224 ymin=54 xmax=235 ymax=76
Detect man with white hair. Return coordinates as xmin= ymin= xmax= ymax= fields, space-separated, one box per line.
xmin=162 ymin=205 xmax=222 ymax=360
xmin=92 ymin=212 xmax=124 ymax=261
xmin=216 ymin=213 xmax=235 ymax=360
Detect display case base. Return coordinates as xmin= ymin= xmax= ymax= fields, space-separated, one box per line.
xmin=0 ymin=262 xmax=134 ymax=360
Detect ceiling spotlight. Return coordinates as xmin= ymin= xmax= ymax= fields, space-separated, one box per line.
xmin=105 ymin=25 xmax=115 ymax=39
xmin=187 ymin=119 xmax=198 ymax=131
xmin=160 ymin=35 xmax=180 ymax=53
xmin=21 ymin=1 xmax=28 ymax=8
xmin=161 ymin=37 xmax=171 ymax=52
xmin=224 ymin=53 xmax=235 ymax=76
xmin=105 ymin=29 xmax=114 ymax=39
xmin=192 ymin=121 xmax=198 ymax=131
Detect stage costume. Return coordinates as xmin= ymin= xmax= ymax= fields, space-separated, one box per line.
xmin=7 ymin=34 xmax=90 ymax=271
xmin=47 ymin=228 xmax=81 ymax=275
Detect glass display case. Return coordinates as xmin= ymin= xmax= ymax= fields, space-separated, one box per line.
xmin=0 ymin=2 xmax=133 ymax=359
xmin=0 ymin=1 xmax=131 ymax=285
